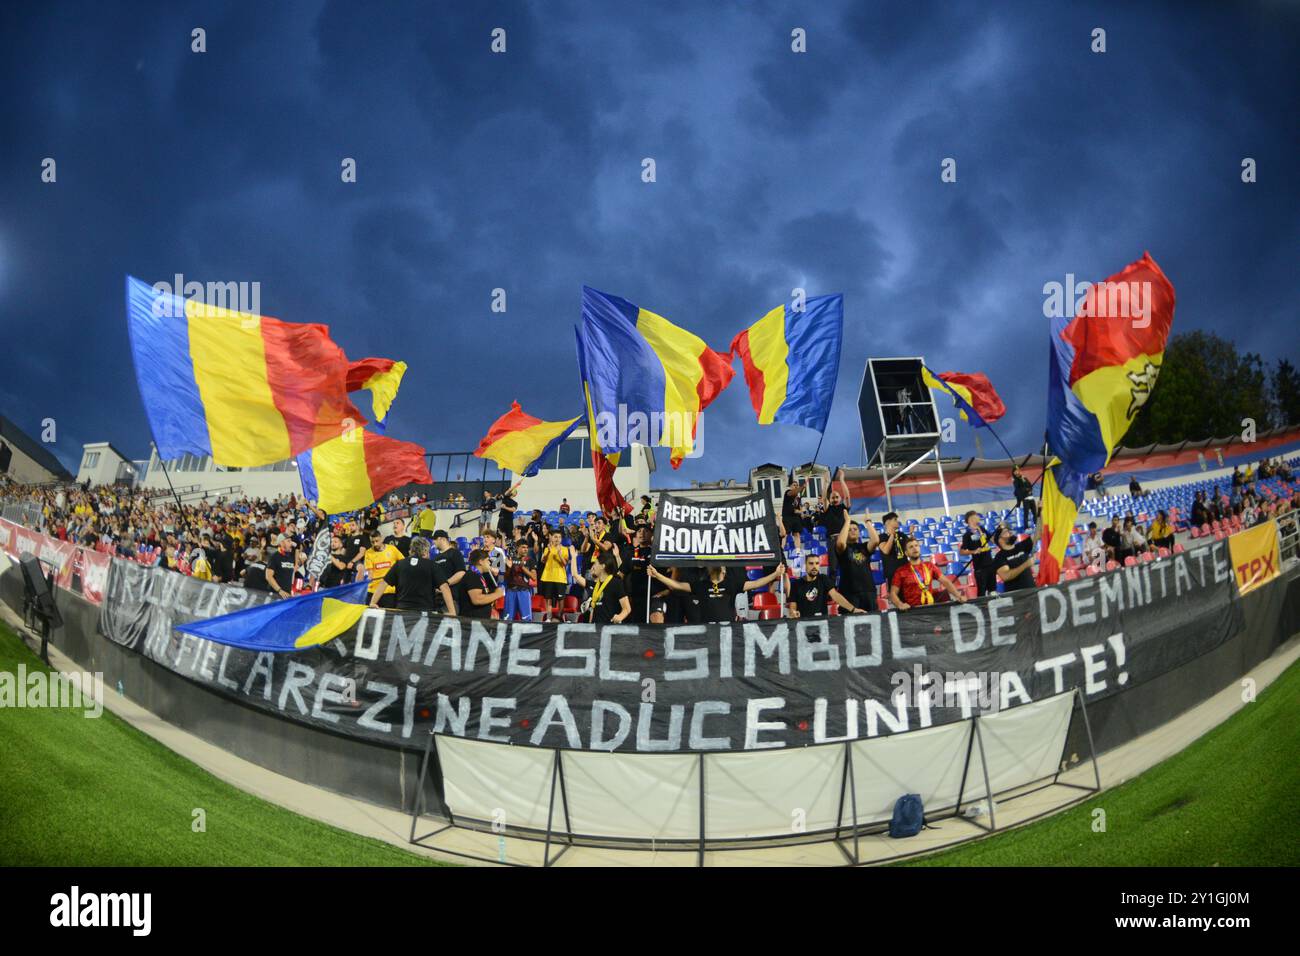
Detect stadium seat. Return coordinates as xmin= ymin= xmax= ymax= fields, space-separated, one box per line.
xmin=751 ymin=592 xmax=778 ymax=610
xmin=1124 ymin=556 xmax=1137 ymax=566
xmin=758 ymin=608 xmax=782 ymax=620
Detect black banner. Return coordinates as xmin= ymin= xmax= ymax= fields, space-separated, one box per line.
xmin=95 ymin=539 xmax=1246 ymax=752
xmin=100 ymin=562 xmax=273 ymax=653
xmin=652 ymin=491 xmax=781 ymax=566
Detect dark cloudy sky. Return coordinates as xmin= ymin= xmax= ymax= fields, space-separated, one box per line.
xmin=2 ymin=0 xmax=1297 ymax=483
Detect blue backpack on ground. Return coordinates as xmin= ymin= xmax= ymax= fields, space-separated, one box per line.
xmin=889 ymin=794 xmax=925 ymax=838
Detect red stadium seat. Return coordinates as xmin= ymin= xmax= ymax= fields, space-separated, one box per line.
xmin=1123 ymin=556 xmax=1136 ymax=567
xmin=1157 ymin=547 xmax=1170 ymax=557
xmin=827 ymin=602 xmax=840 ymax=616
xmin=751 ymin=592 xmax=778 ymax=610
xmin=932 ymin=553 xmax=948 ymax=567
xmin=561 ymin=595 xmax=580 ymax=622
xmin=1173 ymin=543 xmax=1185 ymax=553
xmin=1063 ymin=569 xmax=1079 ymax=581
xmin=1140 ymin=551 xmax=1154 ymax=563
xmin=1085 ymin=566 xmax=1100 ymax=576
xmin=758 ymin=608 xmax=782 ymax=620
xmin=1106 ymin=560 xmax=1119 ymax=571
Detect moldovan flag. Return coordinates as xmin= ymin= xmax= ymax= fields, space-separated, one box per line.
xmin=730 ymin=294 xmax=843 ymax=433
xmin=347 ymin=358 xmax=407 ymax=434
xmin=1038 ymin=252 xmax=1176 ymax=584
xmin=474 ymin=402 xmax=582 ymax=477
xmin=580 ymin=286 xmax=734 ymax=467
xmin=125 ymin=276 xmax=367 ymax=467
xmin=297 ymin=427 xmax=432 ymax=514
xmin=921 ymin=367 xmax=1006 ymax=427
xmin=176 ymin=581 xmax=370 ymax=652
xmin=575 ymin=328 xmax=630 ymax=514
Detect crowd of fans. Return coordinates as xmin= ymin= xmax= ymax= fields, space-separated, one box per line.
xmin=3 ymin=452 xmax=1297 ymax=626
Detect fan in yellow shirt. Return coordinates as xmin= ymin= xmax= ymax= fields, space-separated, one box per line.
xmin=362 ymin=530 xmax=404 ymax=607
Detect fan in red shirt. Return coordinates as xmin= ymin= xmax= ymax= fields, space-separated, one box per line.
xmin=890 ymin=539 xmax=966 ymax=610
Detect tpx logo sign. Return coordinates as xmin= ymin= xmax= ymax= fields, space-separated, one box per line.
xmin=1236 ymin=553 xmax=1276 ymax=590
xmin=1227 ymin=522 xmax=1281 ymax=596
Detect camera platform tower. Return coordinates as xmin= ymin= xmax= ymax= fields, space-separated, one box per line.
xmin=857 ymin=357 xmax=951 ymax=516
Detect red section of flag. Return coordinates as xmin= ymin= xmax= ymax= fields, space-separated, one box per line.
xmin=261 ymin=319 xmax=368 ymax=457
xmin=937 ymin=371 xmax=1006 ymax=424
xmin=728 ymin=328 xmax=766 ymax=420
xmin=474 ymin=401 xmax=541 ymax=457
xmin=362 ymin=431 xmax=432 ymax=500
xmin=1064 ymin=252 xmax=1176 ymax=386
xmin=592 ymin=450 xmax=630 ymax=515
xmin=345 ymin=357 xmax=400 ymax=392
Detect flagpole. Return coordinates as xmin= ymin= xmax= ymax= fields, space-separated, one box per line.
xmin=157 ymin=455 xmax=185 ymax=514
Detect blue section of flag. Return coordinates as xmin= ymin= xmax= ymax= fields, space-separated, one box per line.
xmin=124 ymin=276 xmax=211 ymax=460
xmin=775 ymin=293 xmax=843 ymax=432
xmin=579 ymin=286 xmax=668 ymax=453
xmin=175 ymin=581 xmax=369 ymax=652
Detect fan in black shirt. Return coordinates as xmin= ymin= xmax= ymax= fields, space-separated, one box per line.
xmin=370 ymin=538 xmax=457 ymax=612
xmin=317 ymin=535 xmax=351 ymax=589
xmin=496 ymin=488 xmax=520 ymax=535
xmin=459 ymin=549 xmax=504 ymax=618
xmin=383 ymin=518 xmax=412 ymax=558
xmin=648 ymin=563 xmax=784 ymax=623
xmin=243 ymin=550 xmax=270 ymax=592
xmin=571 ymin=554 xmax=631 ymax=624
xmin=992 ymin=526 xmax=1038 ymax=592
xmin=834 ymin=518 xmax=880 ymax=611
xmin=265 ymin=538 xmax=297 ymax=598
xmin=958 ymin=511 xmax=997 ymax=596
xmin=786 ymin=553 xmax=862 ymax=618
xmin=877 ymin=512 xmax=910 ymax=587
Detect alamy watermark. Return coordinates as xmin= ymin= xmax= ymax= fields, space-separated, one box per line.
xmin=1043 ymin=273 xmax=1152 ymax=328
xmin=151 ymin=273 xmax=261 ymax=320
xmin=1 ymin=664 xmax=103 ymax=717
xmin=593 ymin=404 xmax=704 ymax=459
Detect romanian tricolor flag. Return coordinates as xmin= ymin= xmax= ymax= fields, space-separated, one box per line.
xmin=576 ymin=329 xmax=630 ymax=514
xmin=921 ymin=367 xmax=1006 ymax=427
xmin=579 ymin=286 xmax=734 ymax=467
xmin=347 ymin=358 xmax=407 ymax=434
xmin=176 ymin=581 xmax=370 ymax=652
xmin=1037 ymin=252 xmax=1176 ymax=584
xmin=730 ymin=294 xmax=844 ymax=433
xmin=474 ymin=402 xmax=581 ymax=477
xmin=1036 ymin=460 xmax=1090 ymax=585
xmin=298 ymin=427 xmax=432 ymax=514
xmin=1046 ymin=252 xmax=1176 ymax=476
xmin=125 ymin=276 xmax=366 ymax=467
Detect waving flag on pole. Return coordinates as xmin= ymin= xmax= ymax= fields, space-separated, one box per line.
xmin=580 ymin=286 xmax=733 ymax=467
xmin=298 ymin=427 xmax=431 ymax=514
xmin=125 ymin=276 xmax=366 ymax=467
xmin=575 ymin=328 xmax=630 ymax=514
xmin=474 ymin=402 xmax=582 ymax=477
xmin=1038 ymin=252 xmax=1176 ymax=583
xmin=730 ymin=294 xmax=844 ymax=433
xmin=346 ymin=358 xmax=407 ymax=434
xmin=176 ymin=581 xmax=370 ymax=652
xmin=921 ymin=367 xmax=1006 ymax=427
